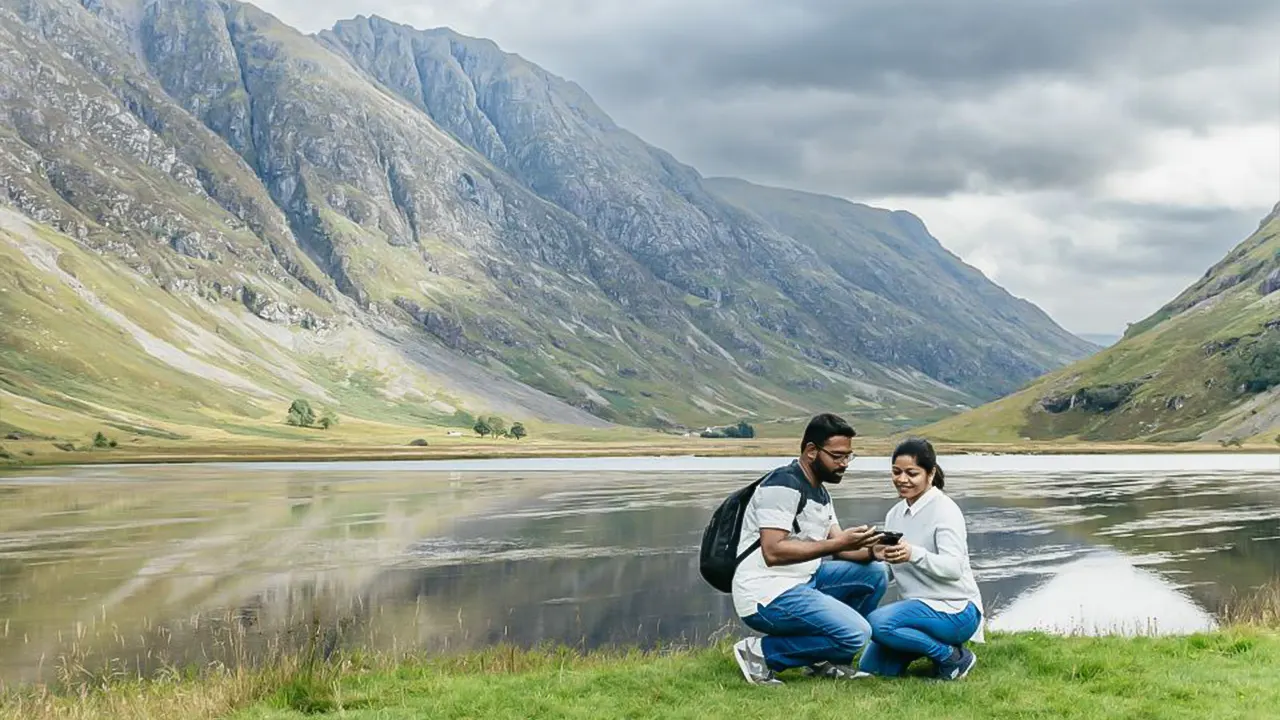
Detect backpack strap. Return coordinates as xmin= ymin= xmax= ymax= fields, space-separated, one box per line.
xmin=735 ymin=489 xmax=810 ymax=565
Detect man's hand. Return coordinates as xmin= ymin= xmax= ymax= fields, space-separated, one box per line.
xmin=834 ymin=525 xmax=883 ymax=551
xmin=759 ymin=524 xmax=882 ymax=567
xmin=881 ymin=542 xmax=913 ymax=564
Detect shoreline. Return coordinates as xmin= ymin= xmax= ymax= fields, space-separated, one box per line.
xmin=2 ymin=436 xmax=1277 ymax=470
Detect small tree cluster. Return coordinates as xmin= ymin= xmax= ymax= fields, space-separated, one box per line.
xmin=286 ymin=399 xmax=314 ymax=427
xmin=473 ymin=415 xmax=528 ymax=439
xmin=93 ymin=431 xmax=117 ymax=449
xmin=286 ymin=399 xmax=338 ymax=429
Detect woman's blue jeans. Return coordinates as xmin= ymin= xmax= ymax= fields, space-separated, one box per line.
xmin=857 ymin=599 xmax=981 ymax=676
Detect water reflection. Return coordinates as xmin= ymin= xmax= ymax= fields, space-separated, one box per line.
xmin=988 ymin=550 xmax=1217 ymax=635
xmin=0 ymin=454 xmax=1277 ymax=685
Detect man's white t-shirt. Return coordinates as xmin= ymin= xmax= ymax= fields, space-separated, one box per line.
xmin=731 ymin=460 xmax=840 ymax=618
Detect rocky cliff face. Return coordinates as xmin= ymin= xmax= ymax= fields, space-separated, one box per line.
xmin=0 ymin=0 xmax=1094 ymax=436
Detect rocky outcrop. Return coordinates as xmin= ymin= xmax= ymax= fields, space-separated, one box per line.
xmin=1040 ymin=383 xmax=1141 ymax=414
xmin=1260 ymin=268 xmax=1280 ymax=296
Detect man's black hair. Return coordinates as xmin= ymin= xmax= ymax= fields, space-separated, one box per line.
xmin=800 ymin=412 xmax=856 ymax=451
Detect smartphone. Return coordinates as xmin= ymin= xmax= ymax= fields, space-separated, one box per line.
xmin=876 ymin=530 xmax=903 ymax=546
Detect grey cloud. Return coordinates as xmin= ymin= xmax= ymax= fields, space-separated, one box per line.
xmin=527 ymin=0 xmax=1280 ymax=97
xmin=615 ymin=87 xmax=1148 ymax=198
xmin=1044 ymin=204 xmax=1264 ymax=279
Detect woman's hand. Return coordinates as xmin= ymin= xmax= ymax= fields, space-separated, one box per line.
xmin=882 ymin=542 xmax=913 ymax=564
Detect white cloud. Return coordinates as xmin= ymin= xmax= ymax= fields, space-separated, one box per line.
xmin=1101 ymin=124 xmax=1280 ymax=209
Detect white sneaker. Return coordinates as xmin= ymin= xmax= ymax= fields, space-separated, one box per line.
xmin=733 ymin=638 xmax=783 ymax=686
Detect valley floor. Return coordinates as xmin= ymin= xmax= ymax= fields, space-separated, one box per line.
xmin=2 ymin=434 xmax=1278 ymax=469
xmin=3 ymin=629 xmax=1279 ymax=719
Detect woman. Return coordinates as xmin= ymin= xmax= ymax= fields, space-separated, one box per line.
xmin=857 ymin=437 xmax=984 ymax=680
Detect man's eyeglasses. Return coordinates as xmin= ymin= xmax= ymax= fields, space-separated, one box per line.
xmin=818 ymin=447 xmax=855 ymax=464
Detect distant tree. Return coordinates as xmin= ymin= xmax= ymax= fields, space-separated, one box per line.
xmin=473 ymin=419 xmax=493 ymax=437
xmin=510 ymin=422 xmax=527 ymax=440
xmin=487 ymin=416 xmax=507 ymax=438
xmin=318 ymin=410 xmax=338 ymax=430
xmin=287 ymin=399 xmax=315 ymax=427
xmin=701 ymin=421 xmax=755 ymax=439
xmin=93 ymin=432 xmax=113 ymax=449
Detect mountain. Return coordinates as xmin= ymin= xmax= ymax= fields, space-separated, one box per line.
xmin=319 ymin=19 xmax=1094 ymax=399
xmin=701 ymin=177 xmax=1098 ymax=396
xmin=923 ymin=203 xmax=1280 ymax=444
xmin=0 ymin=0 xmax=1092 ymax=448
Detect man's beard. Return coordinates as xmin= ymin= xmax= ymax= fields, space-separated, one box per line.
xmin=816 ymin=465 xmax=845 ymax=484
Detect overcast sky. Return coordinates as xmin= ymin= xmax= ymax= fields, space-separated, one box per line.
xmin=258 ymin=0 xmax=1280 ymax=336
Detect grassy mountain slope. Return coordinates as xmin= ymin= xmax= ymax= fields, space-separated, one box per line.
xmin=0 ymin=206 xmax=624 ymax=451
xmin=922 ymin=203 xmax=1280 ymax=444
xmin=705 ymin=177 xmax=1099 ymax=397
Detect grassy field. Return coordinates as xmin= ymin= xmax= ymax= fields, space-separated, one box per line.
xmin=4 ymin=627 xmax=1280 ymax=719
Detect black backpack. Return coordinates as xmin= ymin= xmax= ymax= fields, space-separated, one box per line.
xmin=699 ymin=473 xmax=807 ymax=593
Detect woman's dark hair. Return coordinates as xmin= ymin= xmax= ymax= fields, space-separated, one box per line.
xmin=892 ymin=437 xmax=945 ymax=489
xmin=801 ymin=413 xmax=857 ymax=451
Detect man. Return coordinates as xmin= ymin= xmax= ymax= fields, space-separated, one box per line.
xmin=731 ymin=413 xmax=888 ymax=685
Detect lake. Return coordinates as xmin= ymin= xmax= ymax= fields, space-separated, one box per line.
xmin=1 ymin=453 xmax=1278 ymax=686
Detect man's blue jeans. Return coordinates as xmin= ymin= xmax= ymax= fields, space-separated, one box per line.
xmin=740 ymin=559 xmax=889 ymax=671
xmin=857 ymin=599 xmax=981 ymax=676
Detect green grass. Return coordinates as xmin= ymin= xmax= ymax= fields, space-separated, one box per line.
xmin=6 ymin=582 xmax=1280 ymax=720
xmin=7 ymin=630 xmax=1280 ymax=720
xmin=235 ymin=632 xmax=1280 ymax=720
